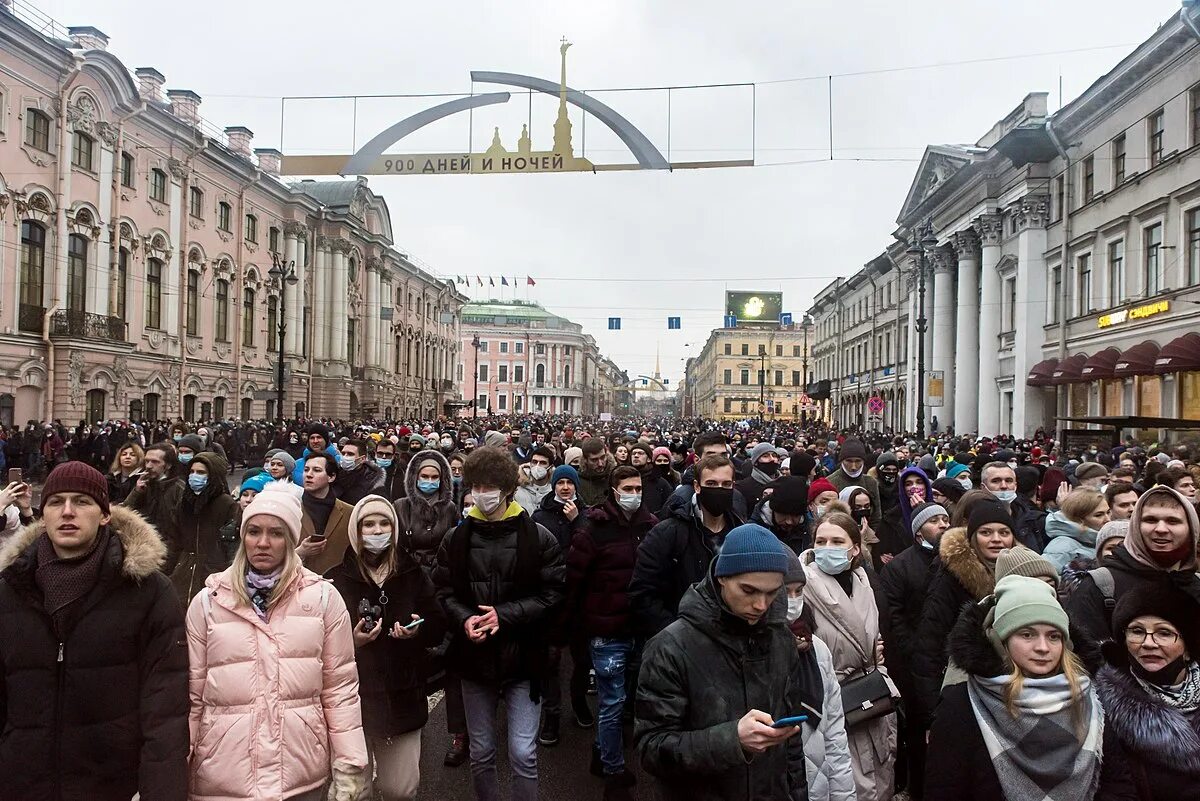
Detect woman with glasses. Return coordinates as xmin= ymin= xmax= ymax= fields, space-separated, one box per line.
xmin=1096 ymin=580 xmax=1200 ymax=799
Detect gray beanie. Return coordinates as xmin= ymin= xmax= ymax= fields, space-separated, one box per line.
xmin=785 ymin=550 xmax=806 ymax=586
xmin=265 ymin=449 xmax=296 ymax=474
xmin=750 ymin=442 xmax=777 ymax=464
xmin=1095 ymin=519 xmax=1129 ymax=560
xmin=910 ymin=502 xmax=949 ymax=538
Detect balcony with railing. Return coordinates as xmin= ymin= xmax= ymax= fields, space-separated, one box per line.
xmin=49 ymin=309 xmax=126 ymax=341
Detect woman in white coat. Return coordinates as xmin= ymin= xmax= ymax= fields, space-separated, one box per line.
xmin=785 ymin=551 xmax=857 ymax=801
xmin=802 ymin=511 xmax=897 ymax=801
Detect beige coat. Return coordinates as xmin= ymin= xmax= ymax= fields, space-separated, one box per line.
xmin=801 ymin=550 xmax=897 ymax=801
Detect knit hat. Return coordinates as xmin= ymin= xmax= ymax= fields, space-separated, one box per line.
xmin=1074 ymin=462 xmax=1107 ymax=482
xmin=785 ymin=550 xmax=806 ymax=586
xmin=550 ymin=464 xmax=580 ymax=490
xmin=987 ymin=575 xmax=1070 ymax=647
xmin=177 ymin=433 xmax=204 ymax=453
xmin=714 ymin=523 xmax=791 ymax=577
xmin=749 ymin=442 xmax=776 ymax=464
xmin=995 ymin=546 xmax=1059 ymax=585
xmin=918 ymin=454 xmax=937 ymax=475
xmin=563 ymin=446 xmax=583 ymax=465
xmin=1112 ymin=579 xmax=1200 ymax=657
xmin=239 ymin=472 xmax=273 ymax=495
xmin=791 ymin=451 xmax=817 ymax=478
xmin=771 ymin=477 xmax=808 ymax=515
xmin=241 ymin=483 xmax=303 ymax=545
xmin=808 ymin=478 xmax=837 ymax=504
xmin=932 ymin=476 xmax=967 ymax=503
xmin=266 ymin=450 xmax=296 ymax=474
xmin=347 ymin=494 xmax=399 ymax=551
xmin=482 ymin=430 xmax=508 ymax=448
xmin=876 ymin=451 xmax=898 ymax=470
xmin=945 ymin=462 xmax=970 ymax=480
xmin=968 ymin=501 xmax=1015 ymax=537
xmin=408 ymin=434 xmax=426 ymax=448
xmin=41 ymin=461 xmax=110 ymax=515
xmin=1038 ymin=467 xmax=1067 ymax=504
xmin=652 ymin=446 xmax=672 ymax=461
xmin=1095 ymin=519 xmax=1129 ymax=560
xmin=838 ymin=439 xmax=867 ymax=463
xmin=910 ymin=502 xmax=949 ymax=538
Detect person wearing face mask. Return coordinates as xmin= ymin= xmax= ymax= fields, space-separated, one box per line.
xmin=372 ymin=438 xmax=405 ymax=502
xmin=630 ymin=454 xmax=744 ymax=637
xmin=800 ymin=511 xmax=898 ymax=801
xmin=750 ymin=475 xmax=810 ymax=554
xmin=826 ymin=440 xmax=882 ymax=531
xmin=439 ymin=433 xmax=457 ymax=454
xmin=393 ymin=449 xmax=458 ymax=570
xmin=807 ymin=478 xmax=840 ymax=537
xmin=432 ymin=446 xmax=565 ymax=801
xmin=630 ymin=443 xmax=674 ymax=518
xmin=333 ymin=439 xmax=386 ymax=507
xmin=169 ymin=451 xmax=237 ymax=606
xmin=734 ymin=442 xmax=785 ymax=510
xmin=911 ymin=501 xmax=1016 ymax=731
xmin=328 ymin=495 xmax=447 ymax=801
xmin=175 ymin=433 xmax=206 ymax=473
xmin=840 ymin=486 xmax=882 ymax=566
xmin=879 ymin=501 xmax=949 ymax=800
xmin=652 ymin=446 xmax=680 ymax=488
xmin=874 ymin=452 xmax=901 ymax=511
xmin=514 ymin=446 xmax=556 ymax=515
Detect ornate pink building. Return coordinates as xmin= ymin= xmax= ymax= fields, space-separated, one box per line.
xmin=0 ymin=14 xmax=464 ymax=427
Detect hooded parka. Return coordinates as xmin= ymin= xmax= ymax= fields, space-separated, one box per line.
xmin=393 ymin=449 xmax=458 ymax=568
xmin=170 ymin=451 xmax=238 ymax=604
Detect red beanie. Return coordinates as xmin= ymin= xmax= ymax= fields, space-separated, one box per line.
xmin=808 ymin=478 xmax=837 ymax=504
xmin=41 ymin=461 xmax=110 ymax=515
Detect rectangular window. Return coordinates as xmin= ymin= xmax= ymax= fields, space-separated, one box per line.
xmin=1192 ymin=86 xmax=1200 ymax=147
xmin=1113 ymin=134 xmax=1126 ymax=185
xmin=724 ymin=343 xmax=732 ymax=355
xmin=71 ymin=132 xmax=93 ymax=171
xmin=1145 ymin=223 xmax=1163 ymax=295
xmin=498 ymin=365 xmax=508 ymax=383
xmin=1076 ymin=253 xmax=1092 ymax=316
xmin=1054 ymin=175 xmax=1065 ymax=221
xmin=792 ymin=345 xmax=801 ymax=356
xmin=1108 ymin=240 xmax=1126 ymax=305
xmin=740 ymin=343 xmax=749 ymax=355
xmin=499 ymin=341 xmax=508 ymax=353
xmin=740 ymin=369 xmax=749 ymax=385
xmin=563 ymin=345 xmax=571 ymax=355
xmin=1082 ymin=156 xmax=1095 ymax=204
xmin=215 ymin=280 xmax=229 ymax=341
xmin=242 ymin=289 xmax=256 ymax=347
xmin=186 ymin=270 xmax=199 ymax=335
xmin=116 ymin=248 xmax=128 ymax=320
xmin=792 ymin=370 xmax=801 ymax=385
xmin=269 ymin=227 xmax=280 ymax=253
xmin=774 ymin=369 xmax=783 ymax=385
xmin=121 ymin=152 xmax=135 ymax=188
xmin=244 ymin=214 xmax=257 ymax=243
xmin=478 ymin=364 xmax=489 ymax=382
xmin=146 ymin=258 xmax=162 ymax=329
xmin=514 ymin=365 xmax=524 ymax=382
xmin=1149 ymin=110 xmax=1165 ymax=168
xmin=189 ymin=186 xmax=203 ymax=218
xmin=1048 ymin=265 xmax=1061 ymax=324
xmin=497 ymin=394 xmax=507 ymax=410
xmin=515 ymin=342 xmax=524 ymax=353
xmin=723 ymin=369 xmax=732 ymax=384
xmin=1003 ymin=277 xmax=1016 ymax=330
xmin=535 ymin=343 xmax=544 ymax=355
xmin=775 ymin=345 xmax=783 ymax=356
xmin=67 ymin=235 xmax=86 ymax=313
xmin=150 ymin=169 xmax=166 ymax=203
xmin=1189 ymin=209 xmax=1200 ymax=285
xmin=24 ymin=110 xmax=49 ymax=151
xmin=724 ymin=398 xmax=732 ymax=413
xmin=477 ymin=394 xmax=487 ymax=410
xmin=267 ymin=296 xmax=278 ymax=351
xmin=218 ymin=203 xmax=231 ymax=232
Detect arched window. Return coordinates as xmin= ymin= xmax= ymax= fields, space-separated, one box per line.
xmin=185 ymin=269 xmax=199 ymax=335
xmin=535 ymin=363 xmax=546 ymax=385
xmin=67 ymin=234 xmax=87 ymax=313
xmin=215 ymin=279 xmax=229 ymax=341
xmin=145 ymin=258 xmax=163 ymax=329
xmin=115 ymin=247 xmax=129 ymax=320
xmin=85 ymin=388 xmax=106 ymax=423
xmin=213 ymin=397 xmax=225 ymax=419
xmin=200 ymin=401 xmax=211 ymax=422
xmin=242 ymin=287 xmax=255 ymax=347
xmin=563 ymin=364 xmax=570 ymax=387
xmin=143 ymin=393 xmax=160 ymax=422
xmin=241 ymin=397 xmax=252 ymax=420
xmin=266 ymin=296 xmax=278 ymax=351
xmin=19 ymin=221 xmax=45 ymax=313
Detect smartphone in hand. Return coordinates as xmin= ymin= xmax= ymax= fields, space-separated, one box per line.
xmin=771 ymin=715 xmax=808 ymax=728
xmin=6 ymin=468 xmax=22 ymax=485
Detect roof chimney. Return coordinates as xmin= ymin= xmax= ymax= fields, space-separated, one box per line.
xmin=135 ymin=67 xmax=165 ymax=102
xmin=254 ymin=147 xmax=283 ymax=176
xmin=166 ymin=89 xmax=200 ymax=124
xmin=224 ymin=126 xmax=253 ymax=157
xmin=67 ymin=26 xmax=109 ymax=51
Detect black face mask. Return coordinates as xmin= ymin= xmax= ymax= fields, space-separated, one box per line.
xmin=1129 ymin=653 xmax=1189 ymax=686
xmin=879 ymin=472 xmax=897 ymax=485
xmin=697 ymin=486 xmax=734 ymax=516
xmin=851 ymin=508 xmax=871 ymax=526
xmin=757 ymin=461 xmax=780 ymax=476
xmin=656 ymin=464 xmax=672 ymax=477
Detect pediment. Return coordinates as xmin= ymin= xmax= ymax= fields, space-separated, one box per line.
xmin=898 ymin=145 xmax=978 ymax=223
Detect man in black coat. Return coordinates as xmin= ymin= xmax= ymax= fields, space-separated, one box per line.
xmin=334 ymin=438 xmax=387 ymax=507
xmin=0 ymin=461 xmax=188 ymax=801
xmin=372 ymin=437 xmax=406 ymax=502
xmin=635 ymin=524 xmax=808 ymax=801
xmin=630 ymin=454 xmax=743 ymax=637
xmin=734 ymin=442 xmax=784 ymax=511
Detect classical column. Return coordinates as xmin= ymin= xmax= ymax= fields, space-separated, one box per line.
xmin=330 ymin=240 xmax=350 ymax=362
xmin=905 ymin=277 xmax=918 ymax=430
xmin=364 ymin=258 xmax=379 ymax=368
xmin=930 ymin=246 xmax=957 ymax=433
xmin=951 ymin=230 xmax=981 ymax=435
xmin=380 ymin=278 xmax=392 ymax=373
xmin=973 ymin=213 xmax=1004 ymax=435
xmin=282 ymin=229 xmax=299 ymax=354
xmin=313 ymin=238 xmax=329 ymax=361
xmin=1012 ymin=195 xmax=1050 ymax=437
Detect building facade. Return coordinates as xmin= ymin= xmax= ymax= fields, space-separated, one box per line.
xmin=457 ymin=299 xmax=627 ymax=416
xmin=686 ymin=324 xmax=813 ymax=422
xmin=0 ymin=13 xmax=464 ymax=428
xmin=807 ymin=6 xmax=1200 ymax=437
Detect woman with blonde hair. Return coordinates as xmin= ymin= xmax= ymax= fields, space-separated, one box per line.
xmin=107 ymin=440 xmax=144 ymax=504
xmin=925 ymin=574 xmax=1120 ymax=800
xmin=1043 ymin=487 xmax=1110 ymax=574
xmin=185 ymin=484 xmax=367 ymax=801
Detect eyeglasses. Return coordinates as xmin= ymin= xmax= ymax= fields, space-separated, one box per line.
xmin=1124 ymin=626 xmax=1180 ymax=646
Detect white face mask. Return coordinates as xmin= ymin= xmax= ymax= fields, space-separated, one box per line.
xmin=844 ymin=465 xmax=864 ymax=478
xmin=994 ymin=489 xmax=1017 ymax=504
xmin=475 ymin=490 xmax=503 ymax=515
xmin=786 ymin=595 xmax=805 ymax=623
xmin=959 ymin=477 xmax=973 ymax=490
xmin=362 ymin=533 xmax=392 ymax=553
xmin=814 ymin=504 xmax=829 ymax=519
xmin=617 ymin=491 xmax=642 ymax=512
xmin=530 ymin=465 xmax=549 ymax=481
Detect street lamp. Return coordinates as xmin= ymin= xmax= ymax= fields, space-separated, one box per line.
xmin=470 ymin=334 xmax=482 ymax=420
xmin=905 ymin=219 xmax=939 ymax=439
xmin=757 ymin=345 xmax=767 ymax=424
xmin=800 ymin=313 xmax=813 ymax=426
xmin=269 ymin=252 xmax=298 ymax=424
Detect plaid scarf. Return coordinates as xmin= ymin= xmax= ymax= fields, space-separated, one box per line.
xmin=967 ymin=673 xmax=1103 ymax=801
xmin=244 ymin=567 xmax=282 ymax=621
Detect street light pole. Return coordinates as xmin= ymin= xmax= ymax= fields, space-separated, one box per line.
xmin=758 ymin=346 xmax=766 ymax=424
xmin=801 ymin=314 xmax=812 ymax=426
xmin=471 ymin=334 xmax=481 ymax=420
xmin=906 ymin=220 xmax=938 ymax=440
xmin=269 ymin=252 xmax=298 ymax=425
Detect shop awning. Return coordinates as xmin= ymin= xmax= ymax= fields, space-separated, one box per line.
xmin=1154 ymin=332 xmax=1200 ymax=374
xmin=1080 ymin=347 xmax=1122 ymax=380
xmin=1113 ymin=340 xmax=1162 ymax=378
xmin=1026 ymin=358 xmax=1059 ymax=387
xmin=1050 ymin=353 xmax=1088 ymax=385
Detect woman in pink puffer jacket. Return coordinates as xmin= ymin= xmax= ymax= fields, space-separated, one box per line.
xmin=186 ymin=485 xmax=368 ymax=801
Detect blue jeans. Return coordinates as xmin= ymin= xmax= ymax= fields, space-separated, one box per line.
xmin=590 ymin=637 xmax=635 ymax=775
xmin=461 ymin=678 xmax=540 ymax=801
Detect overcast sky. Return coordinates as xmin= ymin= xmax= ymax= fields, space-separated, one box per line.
xmin=38 ymin=0 xmax=1184 ymax=384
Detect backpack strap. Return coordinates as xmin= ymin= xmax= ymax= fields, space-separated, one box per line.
xmin=1089 ymin=567 xmax=1116 ymax=611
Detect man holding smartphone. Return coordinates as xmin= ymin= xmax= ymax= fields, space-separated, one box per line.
xmin=635 ymin=523 xmax=809 ymax=801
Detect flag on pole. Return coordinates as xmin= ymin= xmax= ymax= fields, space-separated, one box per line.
xmin=476 ymin=276 xmax=483 ymax=286
xmin=527 ymin=276 xmax=536 ymax=286
xmin=608 ymin=317 xmax=621 ymax=330
xmin=489 ymin=277 xmax=495 ymax=286
xmin=667 ymin=316 xmax=681 ymax=330
xmin=501 ymin=276 xmax=509 ymax=286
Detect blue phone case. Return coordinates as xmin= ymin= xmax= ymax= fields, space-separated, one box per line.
xmin=771 ymin=715 xmax=808 ymax=728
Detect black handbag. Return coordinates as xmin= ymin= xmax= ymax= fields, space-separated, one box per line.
xmin=840 ymin=667 xmax=895 ymax=728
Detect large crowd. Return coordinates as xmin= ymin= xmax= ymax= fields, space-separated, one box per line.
xmin=1 ymin=413 xmax=1199 ymax=801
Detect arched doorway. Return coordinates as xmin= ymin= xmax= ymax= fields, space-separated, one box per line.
xmin=349 ymin=391 xmax=360 ymax=416
xmin=128 ymin=398 xmax=143 ymax=422
xmin=85 ymin=389 xmax=106 ymax=423
xmin=0 ymin=394 xmax=13 ymax=428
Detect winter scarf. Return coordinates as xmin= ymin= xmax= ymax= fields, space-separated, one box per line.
xmin=1138 ymin=660 xmax=1200 ymax=713
xmin=750 ymin=466 xmax=776 ymax=485
xmin=302 ymin=491 xmax=336 ymax=538
xmin=966 ymin=673 xmax=1102 ymax=801
xmin=245 ymin=566 xmax=282 ymax=621
xmin=34 ymin=527 xmax=111 ymax=636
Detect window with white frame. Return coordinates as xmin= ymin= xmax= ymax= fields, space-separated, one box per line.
xmin=1188 ymin=209 xmax=1200 ymax=285
xmin=1076 ymin=254 xmax=1092 ymax=316
xmin=1144 ymin=223 xmax=1163 ymax=296
xmin=1108 ymin=240 xmax=1125 ymax=306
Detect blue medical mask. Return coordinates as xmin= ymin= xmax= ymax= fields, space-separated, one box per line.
xmin=376 ymin=458 xmax=393 ymax=468
xmin=178 ymin=452 xmax=194 ymax=464
xmin=187 ymin=474 xmax=207 ymax=493
xmin=814 ymin=546 xmax=852 ymax=575
xmin=994 ymin=490 xmax=1017 ymax=504
xmin=417 ymin=479 xmax=440 ymax=494
xmin=338 ymin=455 xmax=359 ymax=471
xmin=452 ymin=475 xmax=462 ymax=486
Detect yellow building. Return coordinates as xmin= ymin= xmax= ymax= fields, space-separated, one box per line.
xmin=686 ymin=325 xmax=813 ymax=421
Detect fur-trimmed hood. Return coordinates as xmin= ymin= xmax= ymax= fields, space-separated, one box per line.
xmin=402 ymin=449 xmax=453 ymax=505
xmin=936 ymin=525 xmax=994 ymax=601
xmin=1095 ymin=662 xmax=1200 ymax=776
xmin=0 ymin=505 xmax=166 ymax=580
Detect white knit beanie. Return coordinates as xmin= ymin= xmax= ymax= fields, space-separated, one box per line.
xmin=240 ymin=483 xmax=303 ymax=545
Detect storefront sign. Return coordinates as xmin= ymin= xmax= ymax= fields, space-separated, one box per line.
xmin=1097 ymin=300 xmax=1170 ymax=328
xmin=926 ymin=370 xmax=944 ymax=408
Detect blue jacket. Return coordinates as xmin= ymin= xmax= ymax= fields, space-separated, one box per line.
xmin=291 ymin=443 xmax=340 ymax=484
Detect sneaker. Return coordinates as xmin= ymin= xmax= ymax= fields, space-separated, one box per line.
xmin=538 ymin=714 xmax=560 ymax=747
xmin=443 ymin=733 xmax=469 ymax=767
xmin=574 ymin=697 xmax=595 ymax=728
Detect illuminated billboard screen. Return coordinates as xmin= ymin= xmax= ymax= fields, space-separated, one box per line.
xmin=725 ymin=291 xmax=783 ymax=326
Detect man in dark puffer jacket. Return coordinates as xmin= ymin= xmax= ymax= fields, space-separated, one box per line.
xmin=0 ymin=461 xmax=188 ymax=801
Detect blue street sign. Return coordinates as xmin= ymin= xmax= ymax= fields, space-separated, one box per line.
xmin=724 ymin=314 xmax=737 ymax=328
xmin=608 ymin=317 xmax=621 ymax=330
xmin=779 ymin=312 xmax=793 ymax=326
xmin=667 ymin=316 xmax=681 ymax=330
